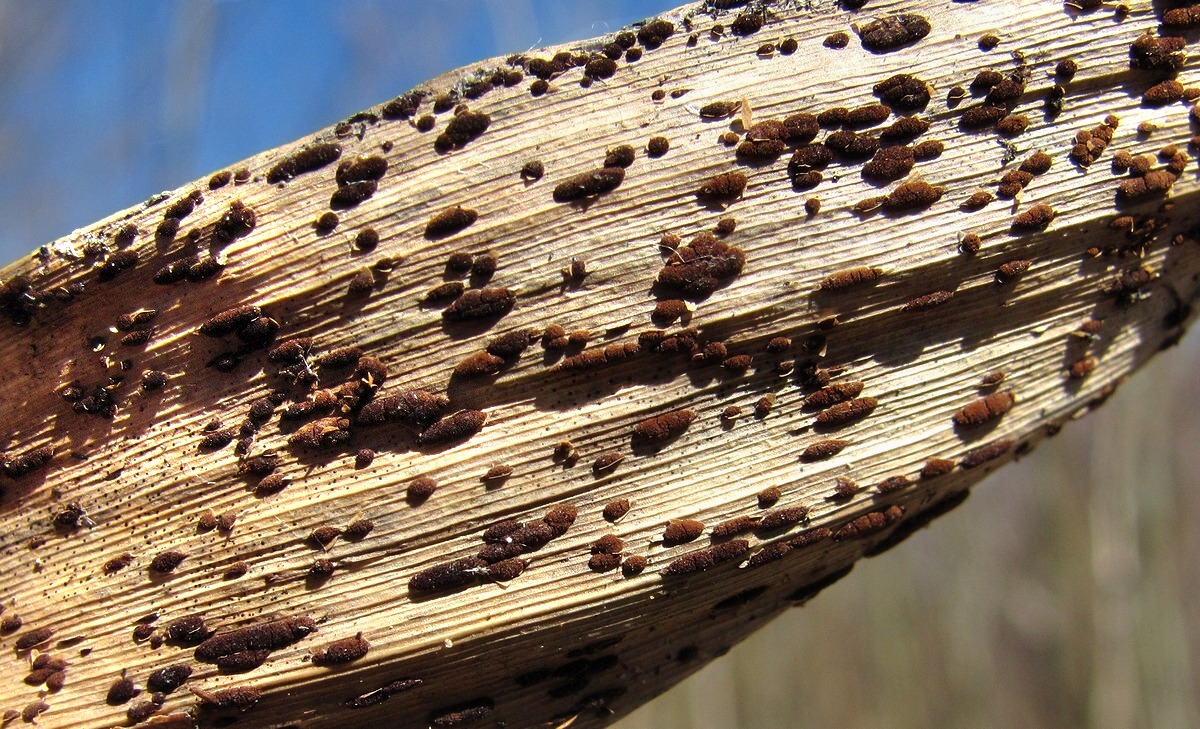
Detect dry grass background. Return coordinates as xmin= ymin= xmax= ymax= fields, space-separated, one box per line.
xmin=0 ymin=2 xmax=1196 ymax=727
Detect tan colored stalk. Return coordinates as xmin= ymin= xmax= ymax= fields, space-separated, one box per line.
xmin=0 ymin=1 xmax=1197 ymax=727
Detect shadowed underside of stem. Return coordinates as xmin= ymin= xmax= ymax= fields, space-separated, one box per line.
xmin=0 ymin=1 xmax=1198 ymax=727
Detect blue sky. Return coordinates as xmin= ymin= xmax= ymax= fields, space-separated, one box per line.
xmin=0 ymin=0 xmax=671 ymax=262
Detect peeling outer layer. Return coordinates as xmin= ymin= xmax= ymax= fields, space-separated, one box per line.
xmin=345 ymin=678 xmax=423 ymax=709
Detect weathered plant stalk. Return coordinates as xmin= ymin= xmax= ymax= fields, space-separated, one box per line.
xmin=1 ymin=1 xmax=1198 ymax=727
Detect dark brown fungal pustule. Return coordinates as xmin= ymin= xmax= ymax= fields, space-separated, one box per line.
xmin=434 ymin=108 xmax=491 ymax=151
xmin=656 ymin=233 xmax=745 ymax=300
xmin=423 ymin=281 xmax=466 ymax=305
xmin=758 ymin=506 xmax=809 ymax=531
xmin=191 ymin=684 xmax=262 ymax=711
xmin=817 ymin=267 xmax=883 ymax=292
xmin=409 ymin=557 xmax=487 ymax=594
xmin=589 ymin=553 xmax=622 ymax=572
xmin=218 ymin=648 xmax=272 ymax=673
xmin=921 ymin=458 xmax=956 ymax=478
xmin=194 ymin=616 xmax=318 ymax=663
xmin=267 ymin=142 xmax=341 ymax=183
xmin=107 ymin=674 xmax=140 ymax=705
xmin=833 ymin=505 xmax=905 ymax=540
xmin=824 ymin=31 xmax=849 ymax=48
xmin=486 ymin=557 xmax=528 ymax=581
xmin=882 ymin=179 xmax=943 ymax=212
xmin=995 ymin=114 xmax=1029 ymax=136
xmin=959 ymin=233 xmax=982 ymax=254
xmin=2 ymin=445 xmax=53 ymax=479
xmin=696 ymin=170 xmax=748 ymax=202
xmin=663 ymin=519 xmax=705 ymax=545
xmin=877 ymin=475 xmax=911 ymax=494
xmin=632 ymin=408 xmax=696 ymax=445
xmin=424 ymin=206 xmax=478 ymax=239
xmin=417 ymin=409 xmax=487 ymax=446
xmin=874 ymin=74 xmax=931 ymax=112
xmin=831 ymin=476 xmax=861 ymax=501
xmin=555 ymin=341 xmax=640 ymax=373
xmin=592 ymin=451 xmax=625 ymax=475
xmin=996 ymin=259 xmax=1032 ymax=283
xmin=147 ymin=664 xmax=192 ymax=694
xmin=754 ymin=395 xmax=775 ymax=418
xmin=801 ymin=439 xmax=849 ymax=461
xmin=857 ymin=13 xmax=932 ymax=52
xmin=862 ymin=145 xmax=915 ymax=182
xmin=815 ymin=397 xmax=878 ymax=426
xmin=21 ymin=702 xmax=49 ymax=722
xmin=166 ymin=614 xmax=211 ymax=645
xmin=604 ymin=144 xmax=636 ymax=168
xmin=699 ymin=100 xmax=739 ymax=120
xmin=255 ymin=473 xmax=289 ymax=497
xmin=311 ymin=633 xmax=370 ymax=667
xmin=441 ymin=287 xmax=515 ymax=321
xmin=1011 ymin=203 xmax=1056 ymax=232
xmin=553 ymin=167 xmax=625 ymax=202
xmin=903 ymin=290 xmax=954 ymax=312
xmin=454 ymin=351 xmax=505 ymax=378
xmin=14 ymin=626 xmax=54 ymax=651
xmin=1069 ymin=356 xmax=1098 ymax=379
xmin=1143 ymin=80 xmax=1184 ymax=107
xmin=288 ymin=416 xmax=351 ymax=449
xmin=603 ymin=498 xmax=631 ymax=522
xmin=755 ymin=486 xmax=782 ymax=509
xmin=1118 ymin=170 xmax=1177 ymax=201
xmin=149 ymin=550 xmax=187 ymax=574
xmin=662 ymin=539 xmax=748 ymax=576
xmin=103 ymin=552 xmax=134 ymax=573
xmin=126 ymin=700 xmax=158 ymax=723
xmin=880 ymin=116 xmax=930 ymax=143
xmin=711 ymin=516 xmax=761 ymax=538
xmin=960 ymin=440 xmax=1015 ymax=469
xmin=825 ymin=129 xmax=880 ymax=160
xmin=198 ymin=304 xmax=262 ymax=337
xmin=483 ymin=464 xmax=513 ymax=484
xmin=309 ymin=526 xmax=342 ymax=549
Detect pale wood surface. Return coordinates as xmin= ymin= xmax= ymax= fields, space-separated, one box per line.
xmin=0 ymin=1 xmax=1198 ymax=727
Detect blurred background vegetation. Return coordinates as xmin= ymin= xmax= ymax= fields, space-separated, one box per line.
xmin=0 ymin=2 xmax=1196 ymax=727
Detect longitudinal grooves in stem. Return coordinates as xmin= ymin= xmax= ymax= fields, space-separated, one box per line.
xmin=0 ymin=1 xmax=1198 ymax=728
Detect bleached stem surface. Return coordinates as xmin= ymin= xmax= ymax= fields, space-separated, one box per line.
xmin=0 ymin=1 xmax=1198 ymax=728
